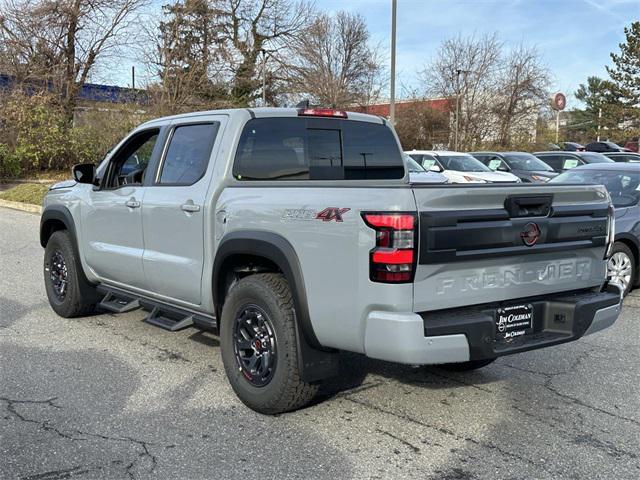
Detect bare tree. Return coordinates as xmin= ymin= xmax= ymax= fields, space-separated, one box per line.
xmin=0 ymin=0 xmax=150 ymax=122
xmin=493 ymin=44 xmax=550 ymax=146
xmin=394 ymin=102 xmax=450 ymax=150
xmin=285 ymin=11 xmax=382 ymax=108
xmin=421 ymin=33 xmax=502 ymax=149
xmin=217 ymin=0 xmax=312 ymax=105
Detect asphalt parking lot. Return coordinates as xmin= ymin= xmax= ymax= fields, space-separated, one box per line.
xmin=1 ymin=207 xmax=639 ymax=480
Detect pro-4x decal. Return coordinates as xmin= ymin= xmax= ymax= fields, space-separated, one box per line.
xmin=316 ymin=207 xmax=350 ymax=222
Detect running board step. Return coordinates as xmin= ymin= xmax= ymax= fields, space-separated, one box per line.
xmin=98 ymin=292 xmax=141 ymax=313
xmin=144 ymin=307 xmax=194 ymax=332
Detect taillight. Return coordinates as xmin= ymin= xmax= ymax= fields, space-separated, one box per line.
xmin=362 ymin=212 xmax=417 ymax=283
xmin=298 ymin=108 xmax=348 ymax=118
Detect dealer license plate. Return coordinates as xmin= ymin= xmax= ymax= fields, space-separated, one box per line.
xmin=495 ymin=304 xmax=533 ymax=342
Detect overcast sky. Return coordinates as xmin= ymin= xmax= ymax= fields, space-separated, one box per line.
xmin=108 ymin=0 xmax=638 ymax=109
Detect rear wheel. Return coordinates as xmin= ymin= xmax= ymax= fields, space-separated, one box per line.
xmin=439 ymin=358 xmax=496 ymax=372
xmin=44 ymin=230 xmax=98 ymax=317
xmin=607 ymin=242 xmax=635 ymax=297
xmin=220 ymin=273 xmax=319 ymax=414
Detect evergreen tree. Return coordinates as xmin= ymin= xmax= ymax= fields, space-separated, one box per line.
xmin=607 ymin=21 xmax=640 ymax=107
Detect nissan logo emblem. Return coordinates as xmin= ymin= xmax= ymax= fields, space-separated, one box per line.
xmin=521 ymin=222 xmax=541 ymax=246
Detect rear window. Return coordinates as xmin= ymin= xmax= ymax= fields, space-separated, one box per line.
xmin=233 ymin=118 xmax=404 ymax=180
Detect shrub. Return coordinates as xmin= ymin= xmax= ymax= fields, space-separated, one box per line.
xmin=0 ymin=143 xmax=21 ymax=178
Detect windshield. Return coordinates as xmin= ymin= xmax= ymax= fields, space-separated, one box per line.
xmin=504 ymin=153 xmax=554 ymax=171
xmin=438 ymin=154 xmax=491 ymax=172
xmin=581 ymin=152 xmax=613 ymax=164
xmin=404 ymin=154 xmax=425 ymax=173
xmin=552 ymin=168 xmax=640 ymax=207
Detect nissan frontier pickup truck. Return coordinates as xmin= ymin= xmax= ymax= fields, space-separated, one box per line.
xmin=40 ymin=107 xmax=622 ymax=414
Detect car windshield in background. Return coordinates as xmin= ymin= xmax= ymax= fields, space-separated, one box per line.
xmin=582 ymin=152 xmax=613 ymax=163
xmin=504 ymin=153 xmax=554 ymax=171
xmin=552 ymin=169 xmax=640 ymax=207
xmin=438 ymin=155 xmax=490 ymax=172
xmin=404 ymin=155 xmax=425 ymax=173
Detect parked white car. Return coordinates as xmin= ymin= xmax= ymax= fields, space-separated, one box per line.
xmin=406 ymin=150 xmax=521 ymax=183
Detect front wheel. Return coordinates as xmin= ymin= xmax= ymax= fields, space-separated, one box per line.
xmin=43 ymin=230 xmax=98 ymax=317
xmin=220 ymin=273 xmax=319 ymax=414
xmin=607 ymin=242 xmax=636 ymax=297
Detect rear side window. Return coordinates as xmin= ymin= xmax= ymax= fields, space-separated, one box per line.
xmin=538 ymin=155 xmax=561 ymax=170
xmin=158 ymin=123 xmax=219 ymax=185
xmin=233 ymin=118 xmax=404 ymax=180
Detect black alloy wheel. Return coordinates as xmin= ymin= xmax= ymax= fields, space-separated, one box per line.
xmin=233 ymin=305 xmax=277 ymax=387
xmin=46 ymin=250 xmax=69 ymax=301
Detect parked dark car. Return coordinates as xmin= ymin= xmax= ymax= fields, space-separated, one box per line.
xmin=585 ymin=141 xmax=626 ymax=152
xmin=561 ymin=142 xmax=585 ymax=151
xmin=603 ymin=152 xmax=640 ymax=163
xmin=533 ymin=151 xmax=614 ymax=173
xmin=470 ymin=151 xmax=558 ymax=182
xmin=551 ymin=163 xmax=640 ymax=296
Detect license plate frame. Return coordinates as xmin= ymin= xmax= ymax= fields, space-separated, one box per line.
xmin=495 ymin=304 xmax=534 ymax=342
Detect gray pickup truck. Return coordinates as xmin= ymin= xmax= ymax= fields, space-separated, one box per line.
xmin=40 ymin=107 xmax=622 ymax=414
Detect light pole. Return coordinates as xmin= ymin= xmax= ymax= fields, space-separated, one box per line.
xmin=261 ymin=49 xmax=267 ymax=106
xmin=389 ymin=0 xmax=397 ymax=124
xmin=454 ymin=69 xmax=471 ymax=151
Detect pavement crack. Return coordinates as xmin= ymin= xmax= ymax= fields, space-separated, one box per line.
xmin=542 ymin=381 xmax=640 ymax=428
xmin=343 ymin=396 xmax=560 ymax=476
xmin=376 ymin=428 xmax=421 ymax=453
xmin=0 ymin=396 xmax=83 ymax=441
xmin=1 ymin=396 xmax=160 ymax=479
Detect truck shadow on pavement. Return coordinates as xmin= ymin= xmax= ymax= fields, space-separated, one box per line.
xmin=0 ymin=297 xmax=50 ymax=329
xmin=317 ymin=351 xmax=498 ymax=404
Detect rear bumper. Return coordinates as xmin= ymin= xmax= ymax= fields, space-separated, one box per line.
xmin=363 ymin=285 xmax=622 ymax=365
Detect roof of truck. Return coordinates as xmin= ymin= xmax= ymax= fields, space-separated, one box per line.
xmin=140 ymin=107 xmax=386 ymax=128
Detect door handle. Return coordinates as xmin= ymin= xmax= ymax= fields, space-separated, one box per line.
xmin=125 ymin=198 xmax=140 ymax=208
xmin=181 ymin=201 xmax=200 ymax=213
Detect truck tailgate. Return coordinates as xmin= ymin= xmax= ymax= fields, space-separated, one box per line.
xmin=411 ymin=184 xmax=611 ymax=312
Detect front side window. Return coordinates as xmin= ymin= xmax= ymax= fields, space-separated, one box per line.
xmin=104 ymin=129 xmax=160 ymax=188
xmin=562 ymin=157 xmax=580 ymax=169
xmin=158 ymin=123 xmax=219 ymax=185
xmin=233 ymin=118 xmax=404 ymax=180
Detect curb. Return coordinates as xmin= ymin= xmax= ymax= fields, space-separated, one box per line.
xmin=0 ymin=199 xmax=42 ymax=214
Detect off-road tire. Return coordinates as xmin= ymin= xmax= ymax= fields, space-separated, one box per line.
xmin=220 ymin=273 xmax=319 ymax=414
xmin=439 ymin=358 xmax=496 ymax=372
xmin=44 ymin=230 xmax=98 ymax=317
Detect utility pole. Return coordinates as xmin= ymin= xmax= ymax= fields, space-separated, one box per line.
xmin=389 ymin=0 xmax=397 ymax=124
xmin=261 ymin=49 xmax=267 ymax=106
xmin=455 ymin=70 xmax=460 ymax=151
xmin=131 ymin=66 xmax=135 ymax=90
xmin=454 ymin=69 xmax=471 ymax=151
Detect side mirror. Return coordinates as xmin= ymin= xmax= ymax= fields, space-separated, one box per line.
xmin=428 ymin=165 xmax=443 ymax=173
xmin=497 ymin=165 xmax=509 ymax=172
xmin=72 ymin=163 xmax=96 ymax=184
